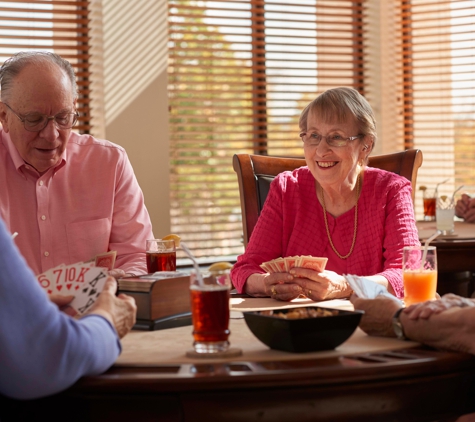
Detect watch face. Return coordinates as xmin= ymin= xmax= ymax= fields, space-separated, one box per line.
xmin=393 ymin=320 xmax=405 ymax=340
xmin=392 ymin=309 xmax=406 ymax=340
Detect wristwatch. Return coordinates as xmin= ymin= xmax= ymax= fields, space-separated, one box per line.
xmin=392 ymin=308 xmax=407 ymax=340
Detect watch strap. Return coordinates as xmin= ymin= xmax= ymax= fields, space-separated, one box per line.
xmin=392 ymin=307 xmax=407 ymax=340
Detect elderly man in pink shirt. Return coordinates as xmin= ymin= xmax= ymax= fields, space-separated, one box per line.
xmin=0 ymin=51 xmax=153 ymax=277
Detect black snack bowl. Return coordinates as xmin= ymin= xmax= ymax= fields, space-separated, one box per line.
xmin=243 ymin=306 xmax=363 ymax=353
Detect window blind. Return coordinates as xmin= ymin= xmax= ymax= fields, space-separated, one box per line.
xmin=0 ymin=0 xmax=93 ymax=134
xmin=399 ymin=0 xmax=475 ymax=213
xmin=168 ymin=0 xmax=365 ymax=259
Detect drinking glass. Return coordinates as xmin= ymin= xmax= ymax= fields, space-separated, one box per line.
xmin=402 ymin=246 xmax=437 ymax=306
xmin=190 ymin=270 xmax=231 ymax=353
xmin=146 ymin=239 xmax=176 ymax=273
xmin=423 ymin=189 xmax=436 ymax=221
xmin=436 ymin=196 xmax=455 ymax=235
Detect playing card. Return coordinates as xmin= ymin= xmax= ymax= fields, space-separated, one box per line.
xmin=299 ymin=256 xmax=328 ymax=272
xmin=69 ymin=267 xmax=108 ymax=315
xmin=284 ymin=256 xmax=299 ymax=271
xmin=95 ymin=250 xmax=117 ymax=271
xmin=37 ymin=261 xmax=109 ymax=315
xmin=52 ymin=263 xmax=84 ymax=294
xmin=260 ymin=262 xmax=271 ymax=272
xmin=37 ymin=267 xmax=56 ymax=295
xmin=272 ymin=257 xmax=286 ymax=272
xmin=260 ymin=259 xmax=276 ymax=273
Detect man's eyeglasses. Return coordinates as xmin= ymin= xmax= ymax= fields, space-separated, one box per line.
xmin=2 ymin=102 xmax=78 ymax=132
xmin=300 ymin=132 xmax=363 ymax=148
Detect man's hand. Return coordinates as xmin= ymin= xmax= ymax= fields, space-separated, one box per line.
xmin=85 ymin=276 xmax=137 ymax=338
xmin=404 ymin=293 xmax=475 ymax=320
xmin=49 ymin=294 xmax=77 ymax=317
xmin=350 ymin=296 xmax=401 ymax=337
xmin=455 ymin=193 xmax=475 ymax=223
xmin=108 ymin=268 xmax=127 ymax=279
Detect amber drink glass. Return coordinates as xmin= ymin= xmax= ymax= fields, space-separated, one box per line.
xmin=190 ymin=270 xmax=231 ymax=353
xmin=146 ymin=239 xmax=176 ymax=273
xmin=423 ymin=189 xmax=436 ymax=221
xmin=403 ymin=246 xmax=437 ymax=307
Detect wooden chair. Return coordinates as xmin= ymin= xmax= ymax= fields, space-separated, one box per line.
xmin=233 ymin=149 xmax=423 ymax=247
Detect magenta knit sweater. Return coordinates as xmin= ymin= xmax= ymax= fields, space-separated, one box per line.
xmin=231 ymin=166 xmax=420 ymax=299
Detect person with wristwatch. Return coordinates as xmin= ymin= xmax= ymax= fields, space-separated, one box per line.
xmin=351 ymin=294 xmax=475 ymax=351
xmin=351 ymin=294 xmax=475 ymax=422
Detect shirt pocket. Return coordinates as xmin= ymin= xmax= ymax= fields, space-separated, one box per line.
xmin=66 ymin=218 xmax=111 ymax=263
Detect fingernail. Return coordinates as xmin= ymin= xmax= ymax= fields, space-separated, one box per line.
xmin=292 ymin=285 xmax=300 ymax=291
xmin=289 ymin=270 xmax=295 ymax=275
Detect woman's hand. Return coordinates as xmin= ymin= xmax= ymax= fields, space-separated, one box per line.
xmin=404 ymin=293 xmax=475 ymax=320
xmin=351 ymin=296 xmax=401 ymax=337
xmin=244 ymin=272 xmax=302 ymax=301
xmin=289 ymin=268 xmax=352 ymax=301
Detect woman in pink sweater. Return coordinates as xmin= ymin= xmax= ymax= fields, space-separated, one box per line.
xmin=231 ymin=87 xmax=420 ymax=301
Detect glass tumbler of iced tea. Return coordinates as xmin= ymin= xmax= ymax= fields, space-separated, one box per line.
xmin=402 ymin=246 xmax=437 ymax=307
xmin=146 ymin=239 xmax=176 ymax=273
xmin=436 ymin=196 xmax=455 ymax=235
xmin=190 ymin=270 xmax=231 ymax=353
xmin=422 ymin=189 xmax=437 ymax=221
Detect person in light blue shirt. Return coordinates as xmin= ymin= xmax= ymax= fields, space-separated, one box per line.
xmin=0 ymin=217 xmax=136 ymax=400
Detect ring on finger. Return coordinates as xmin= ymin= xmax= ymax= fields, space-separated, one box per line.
xmin=271 ymin=285 xmax=277 ymax=296
xmin=308 ymin=290 xmax=312 ymax=296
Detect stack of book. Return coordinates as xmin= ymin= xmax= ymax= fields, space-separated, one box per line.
xmin=118 ymin=271 xmax=192 ymax=331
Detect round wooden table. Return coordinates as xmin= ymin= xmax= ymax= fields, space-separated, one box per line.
xmin=4 ymin=299 xmax=475 ymax=422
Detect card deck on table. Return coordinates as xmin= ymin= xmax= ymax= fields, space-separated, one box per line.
xmin=260 ymin=255 xmax=328 ymax=274
xmin=37 ymin=261 xmax=108 ymax=315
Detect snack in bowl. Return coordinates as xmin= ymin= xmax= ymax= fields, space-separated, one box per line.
xmin=259 ymin=308 xmax=339 ymax=319
xmin=243 ymin=306 xmax=363 ymax=353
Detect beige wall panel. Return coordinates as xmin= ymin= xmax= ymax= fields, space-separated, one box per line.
xmin=101 ymin=0 xmax=170 ymax=236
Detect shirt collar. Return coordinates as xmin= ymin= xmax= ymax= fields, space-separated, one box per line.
xmin=1 ymin=129 xmax=67 ymax=175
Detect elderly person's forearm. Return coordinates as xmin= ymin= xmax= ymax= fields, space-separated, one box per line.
xmin=402 ymin=307 xmax=475 ymax=354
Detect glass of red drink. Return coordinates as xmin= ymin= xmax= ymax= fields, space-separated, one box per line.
xmin=146 ymin=239 xmax=176 ymax=273
xmin=190 ymin=270 xmax=231 ymax=353
xmin=422 ymin=189 xmax=436 ymax=221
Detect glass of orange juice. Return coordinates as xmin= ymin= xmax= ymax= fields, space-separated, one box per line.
xmin=402 ymin=246 xmax=437 ymax=306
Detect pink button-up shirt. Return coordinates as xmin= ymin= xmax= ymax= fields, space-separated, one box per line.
xmin=0 ymin=129 xmax=154 ymax=275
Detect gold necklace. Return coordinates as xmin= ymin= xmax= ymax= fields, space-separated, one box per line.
xmin=319 ymin=174 xmax=360 ymax=260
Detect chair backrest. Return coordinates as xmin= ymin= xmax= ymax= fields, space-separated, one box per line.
xmin=233 ymin=149 xmax=423 ymax=247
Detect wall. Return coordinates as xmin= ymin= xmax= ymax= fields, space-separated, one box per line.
xmin=99 ymin=0 xmax=401 ymax=238
xmin=101 ymin=0 xmax=170 ymax=237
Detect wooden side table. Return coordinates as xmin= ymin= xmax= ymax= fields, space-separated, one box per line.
xmin=417 ymin=221 xmax=475 ymax=297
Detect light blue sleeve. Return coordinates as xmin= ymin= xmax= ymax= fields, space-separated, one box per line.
xmin=0 ymin=218 xmax=121 ymax=399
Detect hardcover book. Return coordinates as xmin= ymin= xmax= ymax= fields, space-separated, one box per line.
xmin=118 ymin=271 xmax=192 ymax=331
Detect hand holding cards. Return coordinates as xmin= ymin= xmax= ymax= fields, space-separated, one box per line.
xmin=260 ymin=255 xmax=328 ymax=273
xmin=37 ymin=262 xmax=108 ymax=315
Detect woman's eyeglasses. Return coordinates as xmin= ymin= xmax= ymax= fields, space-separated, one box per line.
xmin=300 ymin=132 xmax=363 ymax=148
